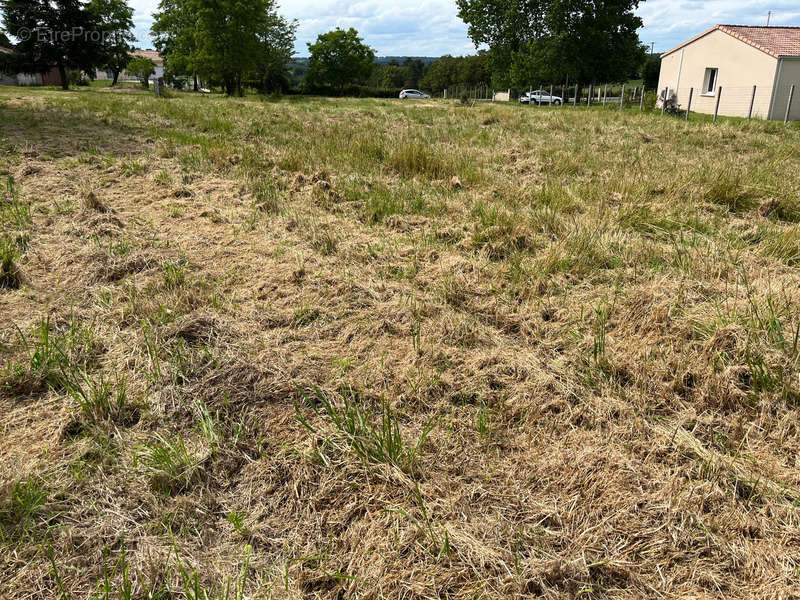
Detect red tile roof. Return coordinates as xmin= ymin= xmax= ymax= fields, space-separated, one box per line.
xmin=662 ymin=25 xmax=800 ymax=59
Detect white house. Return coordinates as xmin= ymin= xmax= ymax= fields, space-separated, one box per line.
xmin=657 ymin=25 xmax=800 ymax=120
xmin=95 ymin=49 xmax=165 ymax=82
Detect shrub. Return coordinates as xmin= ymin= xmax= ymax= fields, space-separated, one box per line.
xmin=0 ymin=235 xmax=21 ymax=289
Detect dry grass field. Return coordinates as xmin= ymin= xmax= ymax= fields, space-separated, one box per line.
xmin=2 ymin=86 xmax=800 ymax=599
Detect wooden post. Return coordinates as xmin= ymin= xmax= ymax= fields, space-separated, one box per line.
xmin=785 ymin=84 xmax=795 ymax=124
xmin=587 ymin=84 xmax=592 ymax=106
xmin=661 ymin=88 xmax=667 ymax=115
xmin=747 ymin=85 xmax=756 ymax=119
xmin=603 ymin=84 xmax=607 ymax=105
xmin=640 ymin=87 xmax=645 ymax=111
xmin=574 ymin=84 xmax=578 ymax=106
xmin=549 ymin=84 xmax=553 ymax=105
xmin=713 ymin=86 xmax=722 ymax=121
xmin=620 ymin=84 xmax=625 ymax=108
xmin=686 ymin=87 xmax=693 ymax=121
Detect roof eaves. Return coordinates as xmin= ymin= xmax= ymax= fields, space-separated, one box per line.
xmin=660 ymin=25 xmax=720 ymax=58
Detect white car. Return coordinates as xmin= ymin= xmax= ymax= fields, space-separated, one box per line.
xmin=519 ymin=90 xmax=563 ymax=105
xmin=399 ymin=89 xmax=430 ymax=99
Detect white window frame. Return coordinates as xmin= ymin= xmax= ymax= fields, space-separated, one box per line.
xmin=702 ymin=67 xmax=718 ymax=96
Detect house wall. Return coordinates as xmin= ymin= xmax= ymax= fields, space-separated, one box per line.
xmin=16 ymin=73 xmax=44 ymax=86
xmin=657 ymin=29 xmax=779 ymax=118
xmin=772 ymin=58 xmax=800 ymax=121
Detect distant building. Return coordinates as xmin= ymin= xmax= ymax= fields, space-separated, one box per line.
xmin=0 ymin=45 xmax=64 ymax=87
xmin=95 ymin=49 xmax=165 ymax=82
xmin=657 ymin=25 xmax=800 ymax=120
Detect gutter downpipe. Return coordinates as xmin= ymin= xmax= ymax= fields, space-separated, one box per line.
xmin=768 ymin=58 xmax=784 ymax=120
xmin=675 ymin=49 xmax=684 ymax=100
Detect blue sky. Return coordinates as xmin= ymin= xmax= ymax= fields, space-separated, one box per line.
xmin=130 ymin=0 xmax=800 ymax=56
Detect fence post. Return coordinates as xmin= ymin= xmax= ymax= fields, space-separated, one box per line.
xmin=748 ymin=85 xmax=756 ymax=119
xmin=713 ymin=86 xmax=722 ymax=121
xmin=640 ymin=87 xmax=645 ymax=111
xmin=686 ymin=87 xmax=693 ymax=121
xmin=785 ymin=84 xmax=795 ymax=124
xmin=574 ymin=84 xmax=578 ymax=106
xmin=620 ymin=84 xmax=625 ymax=108
xmin=587 ymin=84 xmax=592 ymax=107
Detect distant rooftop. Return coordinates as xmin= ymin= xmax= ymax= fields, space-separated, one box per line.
xmin=662 ymin=25 xmax=800 ymax=59
xmin=131 ymin=49 xmax=163 ymax=66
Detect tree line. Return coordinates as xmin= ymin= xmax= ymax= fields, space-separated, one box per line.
xmin=1 ymin=0 xmax=657 ymax=96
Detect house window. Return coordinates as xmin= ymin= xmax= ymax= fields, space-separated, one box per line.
xmin=703 ymin=68 xmax=718 ymax=95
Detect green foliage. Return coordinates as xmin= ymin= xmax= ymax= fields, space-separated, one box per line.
xmin=2 ymin=316 xmax=70 ymax=394
xmin=127 ymin=56 xmax=155 ymax=88
xmin=367 ymin=59 xmax=427 ymax=89
xmin=297 ymin=388 xmax=433 ymax=474
xmin=87 ymin=0 xmax=136 ymax=85
xmin=0 ymin=476 xmax=48 ymax=543
xmin=305 ymin=28 xmax=375 ymax=90
xmin=1 ymin=0 xmax=116 ymax=90
xmin=135 ymin=433 xmax=203 ymax=494
xmin=61 ymin=370 xmax=133 ymax=426
xmin=0 ymin=235 xmax=21 ymax=289
xmin=641 ymin=53 xmax=661 ymax=89
xmin=1 ymin=315 xmax=100 ymax=396
xmin=456 ymin=0 xmax=646 ymax=87
xmin=420 ymin=54 xmax=490 ymax=94
xmin=161 ymin=259 xmax=187 ymax=288
xmin=151 ymin=0 xmax=296 ymax=96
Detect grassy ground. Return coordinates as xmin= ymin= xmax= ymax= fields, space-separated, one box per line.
xmin=2 ymin=86 xmax=800 ymax=599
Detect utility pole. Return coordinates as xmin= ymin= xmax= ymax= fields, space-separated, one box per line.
xmin=767 ymin=11 xmax=772 ymax=26
xmin=650 ymin=42 xmax=655 ymax=55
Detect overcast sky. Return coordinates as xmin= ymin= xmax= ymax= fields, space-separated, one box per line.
xmin=125 ymin=0 xmax=800 ymax=56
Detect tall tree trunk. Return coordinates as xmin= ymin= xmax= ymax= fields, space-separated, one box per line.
xmin=193 ymin=74 xmax=199 ymax=92
xmin=111 ymin=70 xmax=119 ymax=87
xmin=58 ymin=63 xmax=68 ymax=90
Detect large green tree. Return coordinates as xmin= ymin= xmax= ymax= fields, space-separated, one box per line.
xmin=151 ymin=0 xmax=295 ymax=96
xmin=127 ymin=55 xmax=154 ymax=87
xmin=87 ymin=0 xmax=136 ymax=85
xmin=456 ymin=0 xmax=646 ymax=88
xmin=151 ymin=0 xmax=197 ymax=88
xmin=420 ymin=54 xmax=489 ymax=94
xmin=1 ymin=0 xmax=104 ymax=89
xmin=305 ymin=28 xmax=374 ymax=90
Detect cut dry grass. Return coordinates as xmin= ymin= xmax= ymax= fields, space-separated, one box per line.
xmin=1 ymin=87 xmax=800 ymax=599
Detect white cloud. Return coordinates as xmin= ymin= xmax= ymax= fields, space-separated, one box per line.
xmin=126 ymin=0 xmax=800 ymax=56
xmin=639 ymin=0 xmax=800 ymax=52
xmin=129 ymin=0 xmax=475 ymax=56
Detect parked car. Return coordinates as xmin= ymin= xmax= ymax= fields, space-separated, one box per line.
xmin=519 ymin=90 xmax=563 ymax=105
xmin=399 ymin=89 xmax=430 ymax=99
